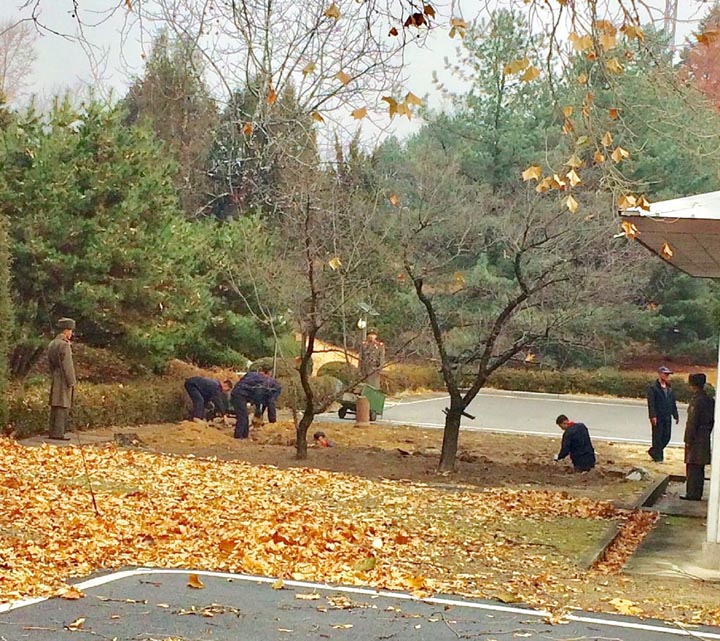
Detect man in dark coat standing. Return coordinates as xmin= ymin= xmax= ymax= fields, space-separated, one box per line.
xmin=184 ymin=376 xmax=233 ymax=422
xmin=646 ymin=366 xmax=679 ymax=462
xmin=231 ymin=365 xmax=282 ymax=439
xmin=554 ymin=414 xmax=596 ymax=472
xmin=48 ymin=317 xmax=77 ymax=441
xmin=682 ymin=373 xmax=714 ymax=501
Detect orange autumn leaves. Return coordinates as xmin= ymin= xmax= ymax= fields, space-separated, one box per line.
xmin=1 ymin=437 xmax=624 ymax=613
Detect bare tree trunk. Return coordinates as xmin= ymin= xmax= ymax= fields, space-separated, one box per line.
xmin=295 ymin=328 xmax=317 ymax=460
xmin=438 ymin=399 xmax=463 ymax=472
xmin=296 ymin=407 xmax=314 ymax=460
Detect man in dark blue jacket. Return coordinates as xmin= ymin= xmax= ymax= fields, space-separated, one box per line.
xmin=646 ymin=366 xmax=679 ymax=462
xmin=184 ymin=376 xmax=233 ymax=422
xmin=554 ymin=415 xmax=596 ymax=472
xmin=231 ymin=365 xmax=282 ymax=439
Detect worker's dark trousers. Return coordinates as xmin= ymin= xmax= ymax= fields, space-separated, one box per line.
xmin=232 ymin=393 xmax=251 ymax=439
xmin=649 ymin=416 xmax=672 ymax=461
xmin=49 ymin=406 xmax=69 ymax=438
xmin=184 ymin=381 xmax=207 ymax=419
xmin=686 ymin=464 xmax=706 ymax=500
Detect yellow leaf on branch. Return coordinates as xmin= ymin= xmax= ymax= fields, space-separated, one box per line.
xmin=243 ymin=122 xmax=253 ymax=136
xmin=611 ymin=146 xmax=630 ymax=163
xmin=605 ymin=57 xmax=624 ymax=74
xmin=609 ymin=107 xmax=621 ymax=120
xmin=599 ymin=32 xmax=616 ymax=51
xmin=520 ymin=65 xmax=540 ymax=82
xmin=565 ymin=154 xmax=583 ymax=168
xmin=601 ymin=131 xmax=613 ymax=147
xmin=594 ymin=151 xmax=606 ymax=164
xmin=267 ymin=88 xmax=277 ymax=105
xmin=405 ymin=92 xmax=423 ymax=106
xmin=637 ymin=195 xmax=651 ymax=210
xmin=562 ymin=106 xmax=573 ymax=118
xmin=621 ymin=221 xmax=639 ymax=239
xmin=569 ymin=32 xmax=593 ymax=52
xmin=521 ymin=165 xmax=542 ymax=182
xmin=324 ymin=3 xmax=341 ymax=19
xmin=382 ymin=96 xmax=399 ymax=118
xmin=566 ymin=169 xmax=582 ymax=187
xmin=449 ymin=17 xmax=467 ymax=39
xmin=566 ymin=195 xmax=579 ymax=213
xmin=388 ymin=194 xmax=401 ymax=207
xmin=312 ymin=112 xmax=325 ymax=123
xmin=503 ymin=57 xmax=530 ymax=75
xmin=328 ymin=256 xmax=342 ymax=270
xmin=336 ymin=71 xmax=352 ymax=85
xmin=351 ymin=107 xmax=367 ymax=119
xmin=618 ymin=195 xmax=637 ymax=210
xmin=302 ymin=62 xmax=316 ymax=76
xmin=576 ymin=73 xmax=588 ymax=85
xmin=535 ymin=177 xmax=553 ymax=193
xmin=423 ymin=4 xmax=436 ymax=18
xmin=621 ymin=24 xmax=645 ymax=41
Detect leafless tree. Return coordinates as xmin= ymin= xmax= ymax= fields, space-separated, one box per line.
xmin=385 ymin=139 xmax=643 ymax=472
xmin=217 ymin=150 xmax=405 ymax=459
xmin=0 ymin=19 xmax=37 ymax=103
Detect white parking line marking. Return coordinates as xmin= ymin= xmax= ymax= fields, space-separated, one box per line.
xmin=1 ymin=568 xmax=716 ymax=638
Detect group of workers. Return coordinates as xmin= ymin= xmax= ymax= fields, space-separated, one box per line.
xmin=43 ymin=317 xmax=716 ymax=500
xmin=183 ymin=365 xmax=281 ymax=439
xmin=554 ymin=366 xmax=715 ymax=502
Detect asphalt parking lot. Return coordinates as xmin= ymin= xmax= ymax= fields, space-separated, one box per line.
xmin=1 ymin=569 xmax=720 ymax=641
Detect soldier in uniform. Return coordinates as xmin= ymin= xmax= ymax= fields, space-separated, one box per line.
xmin=682 ymin=373 xmax=715 ymax=501
xmin=359 ymin=329 xmax=385 ymax=389
xmin=47 ymin=317 xmax=77 ymax=441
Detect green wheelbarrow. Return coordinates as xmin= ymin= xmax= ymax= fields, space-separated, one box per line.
xmin=338 ymin=384 xmax=385 ymax=422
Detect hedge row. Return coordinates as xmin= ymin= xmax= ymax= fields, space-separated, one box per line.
xmin=8 ymin=379 xmax=187 ymax=439
xmin=484 ymin=367 xmax=709 ymax=403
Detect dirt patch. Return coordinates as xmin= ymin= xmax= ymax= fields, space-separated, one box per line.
xmin=85 ymin=418 xmax=674 ymax=506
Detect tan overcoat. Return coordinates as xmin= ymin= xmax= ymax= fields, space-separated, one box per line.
xmin=48 ymin=335 xmax=76 ymax=408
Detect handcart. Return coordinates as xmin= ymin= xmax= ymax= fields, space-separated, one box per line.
xmin=338 ymin=384 xmax=385 ymax=422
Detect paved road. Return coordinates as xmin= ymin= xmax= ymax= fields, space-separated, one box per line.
xmin=349 ymin=390 xmax=687 ymax=446
xmin=2 ymin=568 xmax=719 ymax=641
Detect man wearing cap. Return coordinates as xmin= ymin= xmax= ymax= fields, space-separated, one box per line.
xmin=682 ymin=373 xmax=714 ymax=501
xmin=47 ymin=318 xmax=77 ymax=440
xmin=646 ymin=366 xmax=679 ymax=463
xmin=359 ymin=329 xmax=385 ymax=388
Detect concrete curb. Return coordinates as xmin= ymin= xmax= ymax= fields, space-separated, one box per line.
xmin=580 ymin=475 xmax=669 ymax=570
xmin=475 ymin=387 xmax=688 ymax=408
xmin=579 ymin=520 xmax=623 ymax=570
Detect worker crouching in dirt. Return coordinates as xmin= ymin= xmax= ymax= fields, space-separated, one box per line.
xmin=231 ymin=365 xmax=282 ymax=439
xmin=184 ymin=376 xmax=233 ymax=422
xmin=553 ymin=414 xmax=596 ymax=472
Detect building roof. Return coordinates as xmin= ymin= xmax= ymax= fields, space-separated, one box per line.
xmin=620 ymin=190 xmax=720 ymax=278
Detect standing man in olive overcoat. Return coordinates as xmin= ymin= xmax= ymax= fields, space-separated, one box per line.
xmin=682 ymin=372 xmax=715 ymax=501
xmin=48 ymin=318 xmax=77 ymax=441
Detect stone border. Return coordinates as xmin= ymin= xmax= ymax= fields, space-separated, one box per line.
xmin=578 ymin=520 xmax=622 ymax=569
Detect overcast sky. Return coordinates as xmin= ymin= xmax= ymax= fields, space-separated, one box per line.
xmin=0 ymin=0 xmax=715 ymax=139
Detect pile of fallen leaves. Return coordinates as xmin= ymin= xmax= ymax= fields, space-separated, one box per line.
xmin=0 ymin=437 xmax=690 ymax=621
